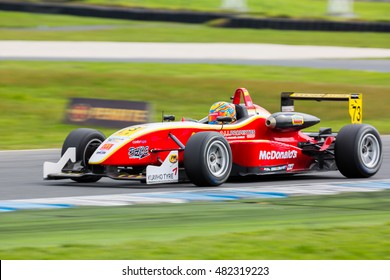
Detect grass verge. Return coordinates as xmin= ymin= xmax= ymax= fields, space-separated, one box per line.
xmin=1 ymin=191 xmax=390 ymax=259
xmin=1 ymin=61 xmax=389 ymax=150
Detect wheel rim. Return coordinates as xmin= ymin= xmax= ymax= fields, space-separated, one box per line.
xmin=206 ymin=140 xmax=229 ymax=177
xmin=359 ymin=133 xmax=380 ymax=168
xmin=83 ymin=139 xmax=103 ymax=168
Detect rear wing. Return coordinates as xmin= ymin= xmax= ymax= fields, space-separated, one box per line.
xmin=281 ymin=92 xmax=362 ymax=124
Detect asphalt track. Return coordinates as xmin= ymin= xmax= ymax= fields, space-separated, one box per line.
xmin=0 ymin=136 xmax=389 ymax=202
xmin=1 ymin=41 xmax=390 ymax=72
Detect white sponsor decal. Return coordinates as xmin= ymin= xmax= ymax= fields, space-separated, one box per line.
xmin=259 ymin=150 xmax=298 ymax=160
xmin=287 ymin=164 xmax=294 ymax=171
xmin=146 ymin=151 xmax=179 ymax=184
xmin=129 ymin=146 xmax=149 ymax=159
xmin=261 ymin=165 xmax=287 ymax=172
xmin=221 ymin=129 xmax=255 ymax=139
xmin=107 ymin=136 xmax=127 ymax=143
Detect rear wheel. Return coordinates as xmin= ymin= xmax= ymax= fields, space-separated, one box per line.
xmin=335 ymin=124 xmax=382 ymax=178
xmin=62 ymin=128 xmax=105 ymax=182
xmin=184 ymin=132 xmax=232 ymax=186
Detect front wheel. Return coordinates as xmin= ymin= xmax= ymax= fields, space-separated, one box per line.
xmin=62 ymin=128 xmax=106 ymax=183
xmin=335 ymin=124 xmax=383 ymax=178
xmin=184 ymin=132 xmax=232 ymax=186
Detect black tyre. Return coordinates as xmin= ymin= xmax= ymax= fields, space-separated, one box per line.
xmin=184 ymin=132 xmax=232 ymax=186
xmin=335 ymin=124 xmax=382 ymax=178
xmin=62 ymin=128 xmax=106 ymax=183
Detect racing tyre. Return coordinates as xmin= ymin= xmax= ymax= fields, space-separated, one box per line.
xmin=184 ymin=132 xmax=232 ymax=186
xmin=62 ymin=128 xmax=106 ymax=183
xmin=335 ymin=124 xmax=382 ymax=178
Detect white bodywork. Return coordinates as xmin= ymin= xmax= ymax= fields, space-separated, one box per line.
xmin=43 ymin=147 xmax=76 ymax=179
xmin=146 ymin=151 xmax=179 ymax=184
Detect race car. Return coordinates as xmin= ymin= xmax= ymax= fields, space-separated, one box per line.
xmin=44 ymin=88 xmax=383 ymax=186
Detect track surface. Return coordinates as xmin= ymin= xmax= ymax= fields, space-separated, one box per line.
xmin=1 ymin=41 xmax=390 ymax=72
xmin=0 ymin=136 xmax=389 ymax=201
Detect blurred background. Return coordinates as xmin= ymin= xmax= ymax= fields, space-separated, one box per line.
xmin=0 ymin=0 xmax=389 ymax=149
xmin=0 ymin=0 xmax=389 ymax=260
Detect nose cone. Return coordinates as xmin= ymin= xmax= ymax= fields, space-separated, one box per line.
xmin=89 ymin=136 xmax=129 ymax=164
xmin=89 ymin=124 xmax=153 ymax=165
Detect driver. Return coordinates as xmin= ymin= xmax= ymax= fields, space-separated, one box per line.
xmin=208 ymin=101 xmax=237 ymax=124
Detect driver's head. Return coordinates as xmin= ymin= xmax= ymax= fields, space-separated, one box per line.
xmin=208 ymin=101 xmax=236 ymax=124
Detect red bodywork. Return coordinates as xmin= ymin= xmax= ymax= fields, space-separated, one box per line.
xmin=89 ymin=88 xmax=320 ymax=176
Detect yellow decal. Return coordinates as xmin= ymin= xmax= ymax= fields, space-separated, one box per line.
xmin=114 ymin=126 xmax=143 ymax=137
xmin=291 ymin=93 xmax=350 ymax=99
xmin=291 ymin=115 xmax=304 ymax=126
xmin=169 ymin=154 xmax=178 ymax=164
xmin=349 ymin=94 xmax=363 ymax=124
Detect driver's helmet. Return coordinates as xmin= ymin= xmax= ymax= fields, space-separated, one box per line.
xmin=208 ymin=101 xmax=236 ymax=124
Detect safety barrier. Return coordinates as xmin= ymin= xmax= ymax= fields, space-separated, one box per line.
xmin=0 ymin=1 xmax=389 ymax=32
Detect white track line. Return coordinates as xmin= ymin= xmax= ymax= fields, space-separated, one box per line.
xmin=1 ymin=41 xmax=390 ymax=60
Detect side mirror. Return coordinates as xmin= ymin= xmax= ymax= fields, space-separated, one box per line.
xmin=163 ymin=115 xmax=175 ymax=122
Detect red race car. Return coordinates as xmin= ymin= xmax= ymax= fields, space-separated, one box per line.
xmin=44 ymin=88 xmax=383 ymax=186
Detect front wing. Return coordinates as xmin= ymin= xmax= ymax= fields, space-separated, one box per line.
xmin=43 ymin=148 xmax=179 ymax=184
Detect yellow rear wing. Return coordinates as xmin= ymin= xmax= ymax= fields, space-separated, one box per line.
xmin=280 ymin=92 xmax=363 ymax=124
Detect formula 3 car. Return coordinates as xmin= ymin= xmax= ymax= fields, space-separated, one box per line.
xmin=44 ymin=88 xmax=383 ymax=186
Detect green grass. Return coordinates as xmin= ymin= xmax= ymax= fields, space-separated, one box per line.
xmin=62 ymin=0 xmax=390 ymax=21
xmin=1 ymin=61 xmax=389 ymax=150
xmin=1 ymin=11 xmax=390 ymax=48
xmin=1 ymin=191 xmax=390 ymax=259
